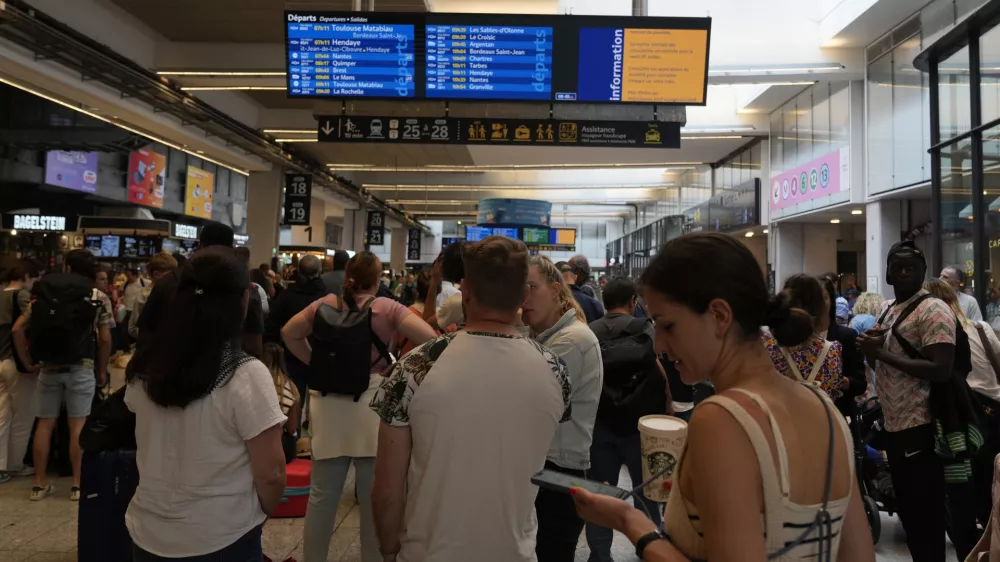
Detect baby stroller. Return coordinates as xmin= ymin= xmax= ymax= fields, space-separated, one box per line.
xmin=852 ymin=397 xmax=896 ymax=545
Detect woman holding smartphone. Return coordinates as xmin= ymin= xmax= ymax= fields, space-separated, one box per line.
xmin=570 ymin=233 xmax=874 ymax=562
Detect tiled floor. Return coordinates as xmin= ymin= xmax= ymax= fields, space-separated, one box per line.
xmin=0 ymin=467 xmax=959 ymax=562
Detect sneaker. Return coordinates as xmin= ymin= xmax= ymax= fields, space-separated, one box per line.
xmin=69 ymin=486 xmax=81 ymax=501
xmin=13 ymin=466 xmax=35 ymax=477
xmin=0 ymin=473 xmax=11 ymax=484
xmin=29 ymin=484 xmax=55 ymax=501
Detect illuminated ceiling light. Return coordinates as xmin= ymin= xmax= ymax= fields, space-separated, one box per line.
xmin=457 ymin=220 xmax=462 ymax=225
xmin=851 ymin=209 xmax=863 ymax=215
xmin=680 ymin=135 xmax=744 ymax=140
xmin=329 ymin=162 xmax=703 ymax=173
xmin=10 ymin=229 xmax=17 ymax=236
xmin=388 ymin=200 xmax=473 ymax=205
xmin=181 ymin=86 xmax=287 ymax=91
xmin=709 ymin=81 xmax=817 ymax=87
xmin=744 ymin=231 xmax=754 ymax=238
xmin=762 ymin=228 xmax=769 ymax=234
xmin=262 ymin=129 xmax=315 ymax=134
xmin=366 ymin=183 xmax=676 ymax=191
xmin=0 ymin=76 xmax=250 ymax=176
xmin=274 ymin=138 xmax=319 ymax=143
xmin=830 ymin=219 xmax=841 ymax=224
xmin=157 ymin=71 xmax=287 ymax=76
xmin=680 ymin=126 xmax=756 ymax=134
xmin=708 ymin=63 xmax=844 ymax=76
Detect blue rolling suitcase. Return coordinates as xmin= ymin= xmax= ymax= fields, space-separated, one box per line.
xmin=77 ymin=449 xmax=139 ymax=562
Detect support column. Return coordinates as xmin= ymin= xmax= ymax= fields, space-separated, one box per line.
xmin=865 ymin=199 xmax=902 ymax=299
xmin=772 ymin=223 xmax=805 ymax=290
xmin=246 ymin=168 xmax=282 ymax=270
xmin=342 ymin=209 xmax=367 ymax=253
xmin=390 ymin=227 xmax=407 ymax=271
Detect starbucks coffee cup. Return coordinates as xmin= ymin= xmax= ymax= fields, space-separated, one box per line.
xmin=638 ymin=415 xmax=688 ymax=502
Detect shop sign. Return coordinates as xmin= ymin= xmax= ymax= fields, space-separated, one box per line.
xmin=317 ymin=115 xmax=681 ymax=149
xmin=173 ymin=223 xmax=198 ymax=240
xmin=3 ymin=214 xmax=74 ymax=231
xmin=407 ymin=229 xmax=422 ymax=261
xmin=769 ymin=147 xmax=849 ymax=212
xmin=367 ymin=211 xmax=385 ymax=246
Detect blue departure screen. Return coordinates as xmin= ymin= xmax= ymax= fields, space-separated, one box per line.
xmin=465 ymin=226 xmax=492 ymax=241
xmin=492 ymin=227 xmax=519 ymax=238
xmin=424 ymin=24 xmax=552 ymax=100
xmin=287 ymin=20 xmax=415 ymax=98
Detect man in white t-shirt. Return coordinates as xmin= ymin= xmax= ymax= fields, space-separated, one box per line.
xmin=371 ymin=236 xmax=571 ymax=562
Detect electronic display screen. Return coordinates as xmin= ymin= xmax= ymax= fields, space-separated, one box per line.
xmin=522 ymin=228 xmax=549 ymax=244
xmin=286 ymin=14 xmax=415 ymax=98
xmin=464 ymin=226 xmax=492 ymax=242
xmin=100 ymin=235 xmax=121 ymax=259
xmin=425 ymin=24 xmax=552 ymax=100
xmin=552 ymin=229 xmax=576 ymax=245
xmin=122 ymin=236 xmax=139 ymax=258
xmin=285 ymin=12 xmax=710 ymax=105
xmin=492 ymin=227 xmax=519 ymax=238
xmin=84 ymin=235 xmax=102 ymax=256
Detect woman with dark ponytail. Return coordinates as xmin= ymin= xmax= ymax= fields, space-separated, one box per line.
xmin=282 ymin=251 xmax=436 ymax=562
xmin=762 ymin=274 xmax=847 ymax=401
xmin=568 ymin=233 xmax=875 ymax=562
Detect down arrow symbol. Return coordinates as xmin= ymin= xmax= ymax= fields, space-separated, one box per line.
xmin=320 ymin=120 xmax=334 ymax=135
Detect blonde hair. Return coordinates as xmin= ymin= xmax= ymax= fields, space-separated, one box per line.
xmin=529 ymin=255 xmax=586 ymax=329
xmin=923 ymin=278 xmax=970 ymax=328
xmin=261 ymin=343 xmax=299 ymax=407
xmin=852 ymin=292 xmax=885 ymax=317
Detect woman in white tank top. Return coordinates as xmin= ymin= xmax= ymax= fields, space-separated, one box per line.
xmin=570 ymin=233 xmax=876 ymax=562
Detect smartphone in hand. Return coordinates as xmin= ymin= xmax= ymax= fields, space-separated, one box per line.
xmin=531 ymin=469 xmax=631 ymax=500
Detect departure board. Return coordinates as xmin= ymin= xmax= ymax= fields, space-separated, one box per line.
xmin=424 ymin=24 xmax=552 ymax=100
xmin=286 ymin=14 xmax=415 ymax=98
xmin=284 ymin=11 xmax=711 ymax=104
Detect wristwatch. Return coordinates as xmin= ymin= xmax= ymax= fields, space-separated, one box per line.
xmin=635 ymin=529 xmax=666 ymax=559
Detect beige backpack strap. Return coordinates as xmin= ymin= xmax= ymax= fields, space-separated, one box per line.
xmin=805 ymin=341 xmax=833 ymax=385
xmin=778 ymin=347 xmax=804 ymax=381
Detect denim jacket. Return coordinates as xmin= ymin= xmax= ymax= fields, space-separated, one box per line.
xmin=537 ymin=310 xmax=604 ymax=470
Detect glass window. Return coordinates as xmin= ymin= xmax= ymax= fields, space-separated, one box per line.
xmin=796 ymin=89 xmax=813 ymax=166
xmin=868 ymin=52 xmax=894 ymax=193
xmin=783 ymin=100 xmax=797 ymax=172
xmin=981 ymin=24 xmax=1000 ymax=124
xmin=922 ymin=0 xmax=956 ymax=47
xmin=770 ymin=109 xmax=784 ymax=175
xmin=750 ymin=142 xmax=762 ymax=181
xmin=893 ymin=36 xmax=927 ymax=187
xmin=830 ymin=82 xmax=851 ymax=150
xmin=940 ymin=138 xmax=976 ymax=290
xmin=983 ymin=126 xmax=1000 ymax=297
xmin=813 ymin=81 xmax=831 ymax=154
xmin=939 ymin=45 xmax=972 ymax=140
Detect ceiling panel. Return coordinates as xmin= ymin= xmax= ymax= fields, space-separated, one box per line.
xmin=110 ymin=0 xmax=428 ymax=42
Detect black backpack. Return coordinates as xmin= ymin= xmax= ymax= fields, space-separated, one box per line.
xmin=597 ymin=318 xmax=667 ymax=435
xmin=877 ymin=294 xmax=973 ymax=377
xmin=28 ymin=273 xmax=100 ymax=365
xmin=307 ymin=296 xmax=392 ymax=401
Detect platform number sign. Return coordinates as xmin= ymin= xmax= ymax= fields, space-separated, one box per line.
xmin=283 ymin=174 xmax=312 ymax=226
xmin=367 ymin=211 xmax=385 ymax=246
xmin=407 ymin=229 xmax=422 ymax=261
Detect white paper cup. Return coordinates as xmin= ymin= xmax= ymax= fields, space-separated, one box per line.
xmin=638 ymin=415 xmax=688 ymax=502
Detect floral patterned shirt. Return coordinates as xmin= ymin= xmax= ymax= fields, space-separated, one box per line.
xmin=763 ymin=331 xmax=845 ymax=400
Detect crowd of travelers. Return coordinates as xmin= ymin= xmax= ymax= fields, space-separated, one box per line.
xmin=3 ymin=224 xmax=1000 ymax=562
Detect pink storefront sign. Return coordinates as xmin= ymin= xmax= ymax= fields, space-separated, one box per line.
xmin=769 ymin=147 xmax=850 ymax=212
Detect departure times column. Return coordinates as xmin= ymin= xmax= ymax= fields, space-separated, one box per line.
xmin=287 ymin=18 xmax=415 ymax=98
xmin=424 ymin=24 xmax=553 ymax=100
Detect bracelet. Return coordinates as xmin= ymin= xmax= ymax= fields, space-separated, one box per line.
xmin=635 ymin=529 xmax=666 ymax=559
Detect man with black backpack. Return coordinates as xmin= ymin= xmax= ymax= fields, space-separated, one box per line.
xmin=585 ymin=277 xmax=670 ymax=562
xmin=12 ymin=249 xmax=111 ymax=502
xmin=857 ymin=241 xmax=967 ymax=562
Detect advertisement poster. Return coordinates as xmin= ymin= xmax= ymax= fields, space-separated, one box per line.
xmin=185 ymin=166 xmax=215 ymax=219
xmin=769 ymin=147 xmax=850 ymax=212
xmin=127 ymin=149 xmax=166 ymax=208
xmin=44 ymin=151 xmax=99 ymax=193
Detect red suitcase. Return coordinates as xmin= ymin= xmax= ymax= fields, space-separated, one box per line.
xmin=273 ymin=458 xmax=311 ymax=518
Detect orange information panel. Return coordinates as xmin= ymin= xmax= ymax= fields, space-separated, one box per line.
xmin=621 ymin=29 xmax=708 ymax=103
xmin=184 ymin=166 xmax=215 ymax=219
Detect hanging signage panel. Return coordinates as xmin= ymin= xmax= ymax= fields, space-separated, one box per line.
xmin=317 ymin=115 xmax=679 ymax=148
xmin=185 ymin=166 xmax=215 ymax=219
xmin=407 ymin=228 xmax=422 ymax=260
xmin=367 ymin=211 xmax=385 ymax=246
xmin=769 ymin=148 xmax=849 ymax=212
xmin=284 ymin=174 xmax=313 ymax=225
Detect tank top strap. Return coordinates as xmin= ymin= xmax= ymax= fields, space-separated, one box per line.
xmin=700 ymin=393 xmax=787 ymax=549
xmin=726 ymin=389 xmax=792 ymax=499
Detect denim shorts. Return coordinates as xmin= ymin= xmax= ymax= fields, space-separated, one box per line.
xmin=37 ymin=363 xmax=96 ymax=418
